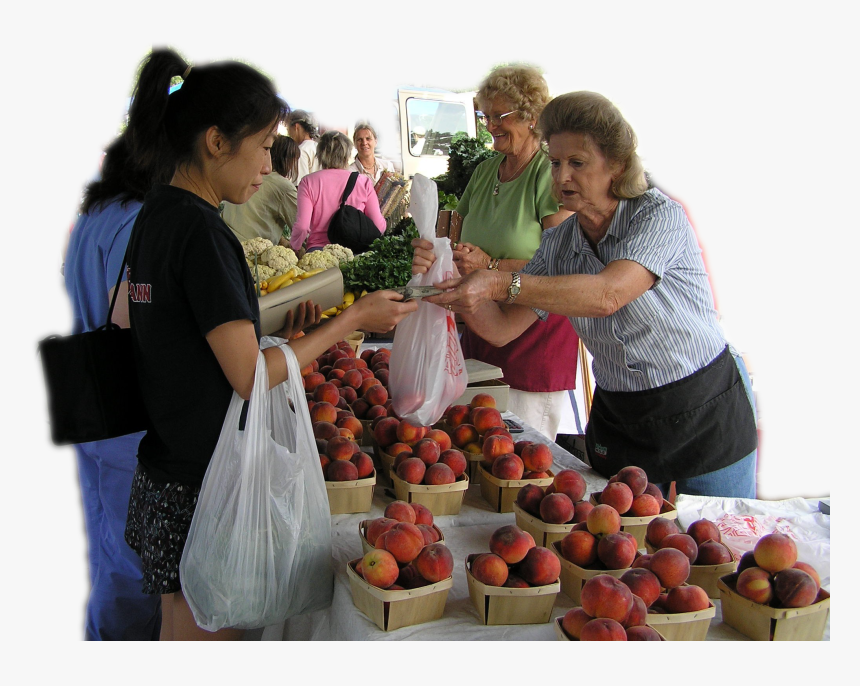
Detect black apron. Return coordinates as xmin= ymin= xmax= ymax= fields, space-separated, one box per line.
xmin=585 ymin=346 xmax=757 ymax=484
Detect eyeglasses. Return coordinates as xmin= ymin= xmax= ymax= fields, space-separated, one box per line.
xmin=477 ymin=110 xmax=518 ymax=126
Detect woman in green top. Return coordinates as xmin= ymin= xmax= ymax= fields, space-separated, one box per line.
xmin=451 ymin=65 xmax=580 ymax=440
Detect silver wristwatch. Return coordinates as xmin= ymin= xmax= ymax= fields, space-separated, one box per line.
xmin=505 ymin=271 xmax=522 ymax=304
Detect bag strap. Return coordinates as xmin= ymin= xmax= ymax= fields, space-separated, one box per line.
xmin=339 ymin=172 xmax=360 ymax=207
xmin=103 ymin=243 xmax=130 ymax=331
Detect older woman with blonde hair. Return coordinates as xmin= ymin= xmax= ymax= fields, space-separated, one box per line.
xmin=447 ymin=65 xmax=580 ymax=440
xmin=350 ymin=122 xmax=394 ymax=184
xmin=415 ymin=91 xmax=758 ymax=499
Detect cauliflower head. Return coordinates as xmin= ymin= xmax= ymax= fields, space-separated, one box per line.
xmin=297 ymin=250 xmax=340 ymax=271
xmin=322 ymin=243 xmax=354 ymax=264
xmin=241 ymin=237 xmax=274 ymax=258
xmin=262 ymin=245 xmax=298 ymax=272
xmin=250 ymin=264 xmax=276 ymax=283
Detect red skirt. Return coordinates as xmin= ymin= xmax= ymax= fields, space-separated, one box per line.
xmin=461 ymin=314 xmax=579 ymax=393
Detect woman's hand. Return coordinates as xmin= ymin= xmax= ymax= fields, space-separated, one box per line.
xmin=351 ymin=289 xmax=418 ymax=333
xmin=452 ymin=242 xmax=490 ymax=275
xmin=425 ymin=270 xmax=509 ymax=315
xmin=411 ymin=237 xmax=436 ymax=275
xmin=274 ymin=300 xmax=321 ymax=339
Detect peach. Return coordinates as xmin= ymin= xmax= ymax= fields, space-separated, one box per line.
xmin=490 ymin=525 xmax=536 ymax=565
xmin=410 ymin=503 xmax=433 ymax=526
xmin=351 ymin=398 xmax=370 ymax=419
xmin=622 ymin=595 xmax=648 ymax=628
xmin=393 ymin=451 xmax=413 ymax=470
xmin=375 ymin=369 xmax=390 ymax=386
xmin=503 ymin=574 xmax=530 ymax=589
xmin=365 ymin=517 xmax=398 ymax=546
xmin=384 ymin=500 xmax=417 ymax=524
xmin=514 ymin=440 xmax=532 ymax=456
xmin=580 ymin=618 xmax=627 ymax=641
xmin=553 ymin=469 xmax=587 ymax=503
xmin=439 ymin=449 xmax=467 ymax=478
xmin=754 ymin=533 xmax=798 ymax=573
xmin=469 ymin=392 xmax=496 ymax=409
xmin=300 ymin=364 xmax=314 ymax=378
xmin=559 ymin=530 xmax=598 ymax=567
xmin=326 ymin=435 xmax=356 ymax=461
xmin=736 ymin=567 xmax=774 ymax=604
xmin=313 ymin=421 xmax=340 ymax=440
xmin=335 ymin=396 xmax=349 ymax=410
xmin=303 ymin=372 xmax=326 ymax=392
xmin=573 ymin=500 xmax=594 ymax=523
xmin=425 ymin=428 xmax=452 ymax=452
xmin=665 ymin=585 xmax=710 ymax=613
xmin=628 ymin=494 xmax=661 ymax=517
xmin=396 ymin=420 xmax=426 ymax=446
xmin=372 ymin=417 xmax=400 ymax=448
xmin=686 ymin=519 xmax=722 ymax=546
xmin=645 ymin=517 xmax=680 ymax=547
xmin=615 ymin=466 xmax=648 ymax=497
xmin=337 ymin=427 xmax=355 ymax=440
xmin=520 ymin=443 xmax=553 ymax=473
xmin=424 ymin=462 xmax=456 ymax=485
xmin=336 ymin=416 xmax=363 ymax=440
xmin=586 ymin=504 xmax=622 ymax=536
xmin=695 ymin=540 xmax=733 ymax=566
xmin=649 ymin=548 xmax=691 ymax=589
xmin=413 ymin=543 xmax=453 ymax=583
xmin=350 ymin=452 xmax=374 ymax=479
xmin=416 ymin=523 xmax=441 ymax=545
xmin=524 ymin=471 xmax=550 ymax=479
xmin=365 ymin=404 xmax=387 ymax=421
xmin=626 ymin=625 xmax=663 ymax=641
xmin=310 ymin=401 xmax=338 ymax=424
xmin=620 ymin=568 xmax=662 ymax=607
xmin=335 ymin=410 xmax=353 ymax=424
xmin=737 ymin=550 xmax=758 ymax=573
xmin=561 ymin=607 xmax=592 ymax=640
xmin=580 ymin=574 xmax=634 ymax=623
xmin=396 ymin=457 xmax=426 ymax=485
xmin=482 ymin=434 xmax=515 ymax=465
xmin=515 ymin=483 xmax=546 ymax=517
xmin=470 ymin=406 xmax=504 ymax=434
xmin=327 ymin=349 xmax=348 ymax=365
xmin=384 ymin=522 xmax=424 ymax=564
xmin=360 ymin=549 xmax=399 ymax=589
xmin=659 ymin=533 xmax=699 ymax=564
xmin=600 ymin=482 xmax=634 ymax=515
xmin=312 ymin=382 xmax=340 ymax=406
xmin=470 ymin=553 xmax=509 ymax=587
xmin=412 ymin=438 xmax=441 ymax=466
xmin=358 ymin=376 xmax=381 ymax=396
xmin=515 ymin=546 xmax=561 ymax=586
xmin=332 ymin=357 xmax=357 ymax=371
xmin=451 ymin=423 xmax=479 ymax=449
xmin=492 ymin=454 xmax=525 ymax=480
xmin=341 ymin=369 xmax=363 ymax=390
xmin=793 ymin=561 xmax=821 ymax=590
xmin=445 ymin=404 xmax=470 ymax=427
xmin=363 ymin=383 xmax=388 ymax=407
xmin=326 ymin=459 xmax=357 ymax=482
xmin=539 ymin=492 xmax=575 ymax=524
xmin=319 ymin=454 xmax=329 ymax=472
xmin=385 ymin=442 xmax=412 ymax=460
xmin=774 ymin=568 xmax=819 ymax=608
xmin=597 ymin=533 xmax=638 ymax=570
xmin=643 ymin=482 xmax=664 ymax=508
xmin=631 ymin=554 xmax=652 ymax=570
xmin=360 ymin=348 xmax=376 ymax=363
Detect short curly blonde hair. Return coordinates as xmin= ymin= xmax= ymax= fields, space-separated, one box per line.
xmin=539 ymin=91 xmax=648 ymax=199
xmin=476 ymin=65 xmax=549 ymax=136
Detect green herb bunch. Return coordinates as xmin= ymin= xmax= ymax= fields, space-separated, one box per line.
xmin=340 ymin=222 xmax=420 ymax=293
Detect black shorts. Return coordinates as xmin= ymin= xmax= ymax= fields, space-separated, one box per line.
xmin=125 ymin=465 xmax=201 ymax=595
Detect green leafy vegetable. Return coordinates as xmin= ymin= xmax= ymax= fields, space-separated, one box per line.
xmin=340 ymin=222 xmax=419 ymax=293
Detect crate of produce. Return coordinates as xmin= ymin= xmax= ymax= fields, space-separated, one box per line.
xmin=480 ymin=465 xmax=554 ymax=514
xmin=465 ymin=557 xmax=560 ymax=626
xmin=344 ymin=330 xmax=365 ymax=355
xmin=550 ymin=540 xmax=636 ymax=604
xmin=589 ymin=492 xmax=678 ymax=549
xmin=717 ymin=574 xmax=830 ymax=641
xmin=358 ymin=520 xmax=445 ymax=556
xmin=644 ymin=597 xmax=715 ymax=641
xmin=390 ymin=472 xmax=469 ymax=516
xmin=346 ymin=559 xmax=453 ymax=632
xmin=325 ymin=470 xmax=376 ymax=515
xmin=513 ymin=502 xmax=576 ymax=548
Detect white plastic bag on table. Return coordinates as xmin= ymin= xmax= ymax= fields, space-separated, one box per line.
xmin=180 ymin=340 xmax=333 ymax=631
xmin=389 ymin=174 xmax=467 ymax=426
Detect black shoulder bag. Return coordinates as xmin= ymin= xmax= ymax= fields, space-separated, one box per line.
xmin=38 ymin=246 xmax=148 ymax=445
xmin=327 ymin=171 xmax=381 ymax=254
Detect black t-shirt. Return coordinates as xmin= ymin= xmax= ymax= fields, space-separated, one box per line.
xmin=128 ymin=184 xmax=261 ymax=486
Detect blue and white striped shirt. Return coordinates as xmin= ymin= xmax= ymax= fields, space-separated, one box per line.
xmin=524 ymin=188 xmax=726 ymax=392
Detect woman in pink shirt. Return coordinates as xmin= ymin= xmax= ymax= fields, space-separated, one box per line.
xmin=290 ymin=131 xmax=386 ymax=252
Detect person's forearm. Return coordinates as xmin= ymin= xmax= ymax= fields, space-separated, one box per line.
xmin=497 ymin=259 xmax=528 ymax=272
xmin=271 ymin=305 xmax=366 ymax=374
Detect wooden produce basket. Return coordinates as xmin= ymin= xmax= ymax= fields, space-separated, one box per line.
xmin=346 ymin=559 xmax=453 ymax=632
xmin=589 ymin=492 xmax=678 ymax=549
xmin=452 ymin=359 xmax=510 ymax=411
xmin=344 ymin=330 xmax=365 ymax=355
xmin=480 ymin=466 xmax=555 ymax=514
xmin=550 ymin=540 xmax=636 ymax=604
xmin=513 ymin=502 xmax=576 ymax=548
xmin=554 ymin=616 xmax=665 ymax=641
xmin=391 ymin=472 xmax=469 ymax=516
xmin=465 ymin=556 xmax=560 ymax=626
xmin=717 ymin=574 xmax=830 ymax=641
xmin=644 ymin=594 xmax=716 ymax=641
xmin=643 ymin=540 xmax=737 ymax=599
xmin=359 ymin=520 xmax=446 ymax=556
xmin=325 ymin=470 xmax=376 ymax=515
xmin=358 ymin=418 xmax=374 ymax=447
xmin=370 ymin=439 xmax=397 ymax=488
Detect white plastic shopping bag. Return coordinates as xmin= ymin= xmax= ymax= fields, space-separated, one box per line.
xmin=180 ymin=340 xmax=333 ymax=631
xmin=389 ymin=174 xmax=467 ymax=426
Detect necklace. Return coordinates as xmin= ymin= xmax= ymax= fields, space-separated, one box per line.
xmin=360 ymin=157 xmax=377 ymax=178
xmin=493 ymin=146 xmax=539 ymax=196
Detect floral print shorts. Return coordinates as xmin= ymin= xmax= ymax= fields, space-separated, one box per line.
xmin=125 ymin=465 xmax=201 ymax=595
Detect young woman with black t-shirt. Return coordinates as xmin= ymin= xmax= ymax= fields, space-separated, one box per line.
xmin=122 ymin=49 xmax=418 ymax=641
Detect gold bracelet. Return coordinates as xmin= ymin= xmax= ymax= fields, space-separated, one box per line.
xmin=488 ymin=258 xmax=500 ymax=270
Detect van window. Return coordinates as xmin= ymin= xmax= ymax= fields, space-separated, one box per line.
xmin=405 ymin=98 xmax=468 ymax=158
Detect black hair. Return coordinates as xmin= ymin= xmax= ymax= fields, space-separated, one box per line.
xmin=272 ymin=134 xmax=300 ymax=180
